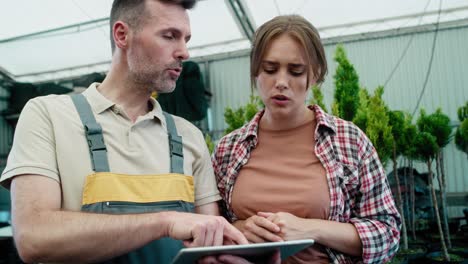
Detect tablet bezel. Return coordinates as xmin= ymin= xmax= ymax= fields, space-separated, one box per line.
xmin=171 ymin=239 xmax=314 ymax=264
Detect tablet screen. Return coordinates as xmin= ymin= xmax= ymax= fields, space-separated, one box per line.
xmin=171 ymin=239 xmax=314 ymax=264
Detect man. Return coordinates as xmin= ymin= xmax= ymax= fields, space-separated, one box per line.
xmin=1 ymin=0 xmax=254 ymax=263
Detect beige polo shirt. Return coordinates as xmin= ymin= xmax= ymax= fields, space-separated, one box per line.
xmin=1 ymin=83 xmax=221 ymax=211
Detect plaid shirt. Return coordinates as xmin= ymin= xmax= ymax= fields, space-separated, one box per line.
xmin=212 ymin=105 xmax=401 ymax=264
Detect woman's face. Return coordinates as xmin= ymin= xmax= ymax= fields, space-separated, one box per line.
xmin=256 ymin=34 xmax=314 ymax=120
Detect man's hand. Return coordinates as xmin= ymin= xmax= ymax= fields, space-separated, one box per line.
xmin=257 ymin=212 xmax=310 ymax=241
xmin=234 ymin=215 xmax=282 ymax=243
xmin=166 ymin=212 xmax=248 ymax=247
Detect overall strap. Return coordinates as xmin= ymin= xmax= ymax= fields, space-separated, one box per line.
xmin=70 ymin=94 xmax=110 ymax=172
xmin=162 ymin=112 xmax=184 ymax=174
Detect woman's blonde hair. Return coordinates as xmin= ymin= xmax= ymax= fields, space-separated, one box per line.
xmin=250 ymin=15 xmax=328 ymax=88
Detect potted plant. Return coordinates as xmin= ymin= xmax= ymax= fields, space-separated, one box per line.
xmin=412 ymin=129 xmax=451 ymax=261
xmin=388 ymin=110 xmax=409 ymax=250
xmin=417 ymin=109 xmax=453 ymax=249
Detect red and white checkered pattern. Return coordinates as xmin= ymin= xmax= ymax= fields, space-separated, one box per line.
xmin=212 ymin=105 xmax=401 ymax=263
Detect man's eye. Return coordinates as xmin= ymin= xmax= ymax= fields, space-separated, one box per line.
xmin=164 ymin=34 xmax=175 ymax=40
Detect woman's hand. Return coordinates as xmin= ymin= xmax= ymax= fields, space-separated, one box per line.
xmin=233 ymin=216 xmax=283 ymax=243
xmin=258 ymin=212 xmax=312 ymax=241
xmin=259 ymin=212 xmax=363 ymax=256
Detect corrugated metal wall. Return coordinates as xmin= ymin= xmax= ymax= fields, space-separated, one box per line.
xmin=203 ymin=22 xmax=468 ymax=200
xmin=0 ymin=82 xmax=12 ymax=211
xmin=207 ymin=56 xmax=251 ymax=138
xmin=0 ymin=84 xmax=12 ymax=169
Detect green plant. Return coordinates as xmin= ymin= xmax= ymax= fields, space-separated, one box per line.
xmin=352 ymin=88 xmax=370 ymax=131
xmin=333 ymin=45 xmax=360 ymax=121
xmin=224 ymin=107 xmax=245 ymax=134
xmin=224 ymin=95 xmax=263 ymax=134
xmin=388 ymin=110 xmax=409 ymax=250
xmin=353 ymin=86 xmax=392 ymax=166
xmin=309 ymin=85 xmax=328 ymax=112
xmin=417 ymin=108 xmax=453 ymax=249
xmin=414 ymin=110 xmax=450 ymax=261
xmin=205 ymin=134 xmax=215 ymax=154
xmin=455 ymin=101 xmax=468 ymax=158
xmin=417 ymin=109 xmax=452 ymax=149
xmin=401 ymin=114 xmax=418 ymax=240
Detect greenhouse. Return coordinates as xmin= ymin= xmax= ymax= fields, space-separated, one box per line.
xmin=0 ymin=0 xmax=467 ymax=262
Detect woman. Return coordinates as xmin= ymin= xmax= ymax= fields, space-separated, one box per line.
xmin=212 ymin=15 xmax=401 ymax=264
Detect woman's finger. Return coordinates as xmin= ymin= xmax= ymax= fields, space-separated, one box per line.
xmin=254 ymin=215 xmax=281 ymax=233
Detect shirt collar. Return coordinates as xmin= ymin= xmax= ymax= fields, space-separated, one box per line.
xmin=311 ymin=104 xmax=337 ymax=134
xmin=82 ymin=83 xmax=115 ymax=114
xmin=239 ymin=104 xmax=337 ymax=143
xmin=82 ymin=83 xmax=167 ymax=127
xmin=148 ymin=97 xmax=167 ymax=129
xmin=238 ymin=109 xmax=264 ymax=143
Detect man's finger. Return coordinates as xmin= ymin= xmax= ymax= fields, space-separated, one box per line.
xmin=223 ymin=224 xmax=249 ymax=245
xmin=213 ymin=226 xmax=224 ymax=246
xmin=191 ymin=224 xmax=206 ymax=247
xmin=183 ymin=239 xmax=192 ymax=248
xmin=204 ymin=225 xmax=215 ymax=246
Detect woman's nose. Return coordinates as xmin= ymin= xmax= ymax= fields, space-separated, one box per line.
xmin=275 ymin=71 xmax=289 ymax=90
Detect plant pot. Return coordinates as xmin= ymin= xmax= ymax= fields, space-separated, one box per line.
xmin=425 ymin=251 xmax=464 ymax=263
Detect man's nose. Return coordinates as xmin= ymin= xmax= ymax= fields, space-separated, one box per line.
xmin=175 ymin=41 xmax=189 ymax=61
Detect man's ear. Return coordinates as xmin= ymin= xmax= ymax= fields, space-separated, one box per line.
xmin=113 ymin=21 xmax=129 ymax=50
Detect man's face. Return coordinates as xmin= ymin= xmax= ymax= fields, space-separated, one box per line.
xmin=126 ymin=0 xmax=191 ymax=93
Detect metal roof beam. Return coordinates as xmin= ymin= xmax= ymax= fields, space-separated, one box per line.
xmin=0 ymin=17 xmax=109 ymax=44
xmin=319 ymin=5 xmax=468 ymax=32
xmin=225 ymin=0 xmax=256 ymax=42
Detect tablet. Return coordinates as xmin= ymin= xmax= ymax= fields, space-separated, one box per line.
xmin=171 ymin=239 xmax=314 ymax=264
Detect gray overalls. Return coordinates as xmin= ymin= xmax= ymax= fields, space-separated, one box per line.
xmin=71 ymin=94 xmax=194 ymax=263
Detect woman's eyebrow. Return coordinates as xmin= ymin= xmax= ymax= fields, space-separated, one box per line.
xmin=288 ymin=63 xmax=305 ymax=68
xmin=262 ymin=61 xmax=279 ymax=66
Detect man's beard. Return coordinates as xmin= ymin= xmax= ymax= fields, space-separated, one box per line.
xmin=130 ymin=63 xmax=180 ymax=94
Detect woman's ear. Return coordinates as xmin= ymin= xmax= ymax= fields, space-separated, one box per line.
xmin=113 ymin=21 xmax=129 ymax=50
xmin=308 ymin=70 xmax=318 ymax=88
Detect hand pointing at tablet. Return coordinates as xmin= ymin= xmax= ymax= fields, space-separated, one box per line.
xmin=167 ymin=212 xmax=248 ymax=247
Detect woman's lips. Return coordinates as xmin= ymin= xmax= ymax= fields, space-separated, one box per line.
xmin=271 ymin=95 xmax=290 ymax=106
